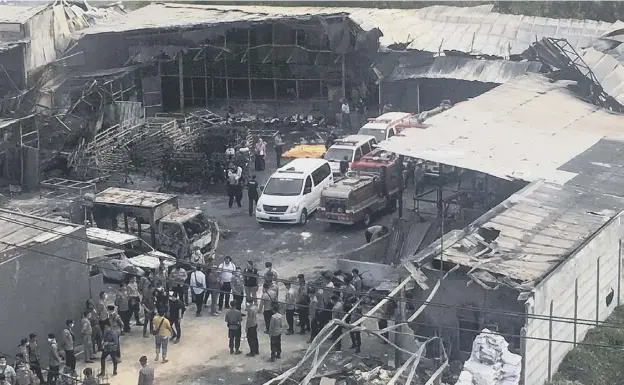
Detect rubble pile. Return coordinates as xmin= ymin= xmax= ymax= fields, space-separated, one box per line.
xmin=455 ymin=329 xmax=522 ymax=385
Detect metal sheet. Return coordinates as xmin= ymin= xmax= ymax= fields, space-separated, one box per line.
xmin=0 ymin=4 xmax=48 ymax=24
xmin=432 ymin=180 xmax=623 ymax=284
xmin=387 ymin=56 xmax=542 ymax=83
xmin=378 ymin=74 xmax=624 ymax=184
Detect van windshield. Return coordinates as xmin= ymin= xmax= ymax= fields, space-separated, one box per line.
xmin=183 ymin=213 xmax=209 ymax=236
xmin=324 ymin=148 xmax=354 ymax=163
xmin=358 ymin=128 xmax=385 ymax=143
xmin=264 ymin=177 xmax=303 ymax=196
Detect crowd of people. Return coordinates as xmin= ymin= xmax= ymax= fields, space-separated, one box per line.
xmin=1 ymin=253 xmax=399 ymax=385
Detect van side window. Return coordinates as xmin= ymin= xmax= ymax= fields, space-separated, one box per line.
xmin=312 ymin=163 xmax=331 ymax=185
xmin=388 ymin=128 xmax=395 ymax=138
xmin=361 ymin=141 xmax=371 ymax=155
xmin=305 ymin=176 xmax=313 ymax=189
xmin=353 ymin=148 xmax=362 ymax=161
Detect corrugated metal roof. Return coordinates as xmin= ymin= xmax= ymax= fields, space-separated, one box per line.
xmin=0 ymin=208 xmax=83 ymax=256
xmin=581 ymin=47 xmax=624 ymax=104
xmin=378 ymin=74 xmax=624 ymax=184
xmin=94 ymin=187 xmax=177 ymax=208
xmin=79 ymin=3 xmax=616 ymax=57
xmin=0 ymin=4 xmax=48 ymax=24
xmin=86 ymin=227 xmax=138 ymax=246
xmin=387 ymin=56 xmax=543 ymax=83
xmin=436 ymin=180 xmax=621 ymax=283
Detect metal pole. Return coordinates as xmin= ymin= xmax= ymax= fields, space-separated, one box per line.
xmin=416 ymin=82 xmax=420 ymax=113
xmin=398 ymin=155 xmax=404 ymax=218
xmin=247 ymin=29 xmax=252 ymax=101
xmin=178 ymin=53 xmax=184 ymax=111
xmin=395 ymin=276 xmax=406 ymax=366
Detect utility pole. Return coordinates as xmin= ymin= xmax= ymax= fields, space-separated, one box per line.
xmin=395 ymin=275 xmax=407 ymax=366
xmin=398 ymin=155 xmax=404 ymax=218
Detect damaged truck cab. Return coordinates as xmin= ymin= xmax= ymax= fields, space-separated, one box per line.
xmin=86 ymin=187 xmax=218 ymax=260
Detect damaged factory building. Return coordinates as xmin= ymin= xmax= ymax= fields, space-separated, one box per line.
xmin=72 ymin=3 xmax=380 ymax=114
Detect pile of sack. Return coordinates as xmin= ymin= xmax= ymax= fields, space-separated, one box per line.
xmin=455 ymin=329 xmax=522 ymax=385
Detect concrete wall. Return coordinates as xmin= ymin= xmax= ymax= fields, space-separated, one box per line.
xmin=523 ymin=213 xmax=624 ymax=385
xmin=410 ymin=267 xmax=525 ymax=361
xmin=0 ymin=227 xmax=90 ymax=364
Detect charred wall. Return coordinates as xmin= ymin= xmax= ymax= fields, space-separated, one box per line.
xmin=410 ymin=267 xmax=525 ymax=361
xmin=0 ymin=46 xmax=26 ymax=95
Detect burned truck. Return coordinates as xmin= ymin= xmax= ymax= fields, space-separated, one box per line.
xmin=317 ymin=149 xmax=401 ymax=226
xmin=86 ymin=187 xmax=218 ymax=261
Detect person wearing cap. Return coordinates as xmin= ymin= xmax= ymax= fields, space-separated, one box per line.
xmin=81 ymin=311 xmax=94 ymax=363
xmin=99 ymin=324 xmax=119 ymax=377
xmin=137 ymin=356 xmax=154 ymax=385
xmin=27 ymin=334 xmax=45 ymax=385
xmin=82 ymin=368 xmax=98 ymax=385
xmin=61 ymin=319 xmax=76 ymax=374
xmin=245 ymin=300 xmax=260 ymax=357
xmin=14 ymin=356 xmax=35 ymax=385
xmin=46 ymin=334 xmax=61 ymax=385
xmin=0 ymin=356 xmax=15 ymax=385
xmin=243 ymin=260 xmax=259 ymax=304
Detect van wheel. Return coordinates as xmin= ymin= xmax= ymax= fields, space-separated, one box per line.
xmin=299 ymin=209 xmax=308 ymax=225
xmin=363 ymin=210 xmax=372 ymax=227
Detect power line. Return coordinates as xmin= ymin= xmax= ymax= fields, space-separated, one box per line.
xmin=1 ymin=213 xmax=624 ymax=330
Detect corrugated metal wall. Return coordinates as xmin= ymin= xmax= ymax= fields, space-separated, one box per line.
xmin=523 ymin=213 xmax=623 ymax=385
xmin=23 ymin=8 xmax=57 ymax=74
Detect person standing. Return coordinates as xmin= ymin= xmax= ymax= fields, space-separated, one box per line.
xmin=351 ymin=269 xmax=363 ymax=293
xmin=128 ymin=277 xmax=143 ymax=326
xmin=330 ymin=296 xmax=344 ymax=352
xmin=138 ymin=269 xmax=152 ymax=295
xmin=378 ymin=299 xmax=396 ymax=343
xmin=297 ymin=280 xmax=311 ymax=335
xmin=190 ymin=266 xmax=207 ymax=316
xmin=231 ymin=267 xmax=245 ymax=311
xmin=97 ymin=291 xmax=109 ymax=333
xmin=340 ymin=99 xmax=351 ymax=129
xmin=205 ymin=267 xmax=220 ymax=316
xmin=99 ymin=324 xmax=119 ymax=377
xmin=107 ymin=306 xmax=124 ymax=360
xmin=137 ymin=356 xmax=154 ymax=385
xmin=268 ymin=306 xmax=283 ymax=362
xmin=81 ymin=311 xmax=94 ymax=363
xmin=254 ymin=137 xmax=267 ymax=171
xmin=308 ymin=287 xmax=320 ymax=343
xmin=115 ymin=283 xmax=132 ymax=333
xmin=243 ymin=261 xmax=259 ymax=304
xmin=274 ymin=133 xmax=284 ymax=168
xmin=227 ymin=163 xmax=243 ymax=208
xmin=153 ymin=262 xmax=167 ymax=291
xmin=46 ymin=335 xmax=61 ymax=385
xmin=152 ymin=310 xmax=173 ymax=363
xmin=264 ymin=262 xmax=279 ymax=297
xmin=284 ymin=282 xmax=296 ymax=335
xmin=217 ymin=256 xmax=236 ymax=311
xmin=169 ymin=264 xmax=188 ymax=303
xmin=342 ymin=274 xmax=356 ymax=304
xmin=225 ymin=301 xmax=243 ymax=355
xmin=142 ymin=283 xmax=156 ymax=338
xmin=168 ymin=291 xmax=186 ymax=343
xmin=346 ymin=298 xmax=362 ymax=353
xmin=245 ymin=300 xmax=259 ymax=357
xmin=61 ymin=319 xmax=76 ymax=374
xmin=247 ymin=175 xmax=260 ymax=217
xmin=86 ymin=300 xmax=103 ymax=352
xmin=0 ymin=357 xmax=15 ymax=385
xmin=258 ymin=283 xmax=277 ymax=334
xmin=26 ymin=334 xmax=45 ymax=385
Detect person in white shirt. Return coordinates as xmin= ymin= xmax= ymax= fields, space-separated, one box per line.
xmin=189 ymin=267 xmax=207 ymax=316
xmin=254 ymin=137 xmax=267 ymax=171
xmin=227 ymin=163 xmax=243 ymax=208
xmin=218 ymin=256 xmax=236 ymax=311
xmin=340 ymin=99 xmax=351 ymax=129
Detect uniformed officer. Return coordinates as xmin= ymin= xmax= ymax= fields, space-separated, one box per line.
xmin=247 ymin=175 xmax=260 ymax=217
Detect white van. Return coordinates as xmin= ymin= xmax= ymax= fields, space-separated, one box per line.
xmin=357 ymin=112 xmax=413 ymax=143
xmin=324 ymin=134 xmax=377 ymax=176
xmin=256 ymin=158 xmax=333 ymax=225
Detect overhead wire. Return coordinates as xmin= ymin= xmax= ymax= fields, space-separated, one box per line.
xmin=2 ymin=213 xmax=623 ymax=330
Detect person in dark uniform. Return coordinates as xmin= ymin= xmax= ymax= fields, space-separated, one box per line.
xmin=339 ymin=156 xmax=350 ymax=176
xmin=247 ymin=175 xmax=260 ymax=217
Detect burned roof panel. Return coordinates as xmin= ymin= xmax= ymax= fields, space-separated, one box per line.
xmin=387 ymin=56 xmax=542 ymax=84
xmin=434 ymin=181 xmax=623 ymax=284
xmin=0 ymin=209 xmax=83 ymax=257
xmin=379 ymin=74 xmax=624 ymax=184
xmin=0 ymin=4 xmax=48 ymax=24
xmin=94 ymin=187 xmax=177 ymax=208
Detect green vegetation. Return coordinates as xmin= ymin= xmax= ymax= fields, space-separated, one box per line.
xmin=549 ymin=305 xmax=624 ymax=385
